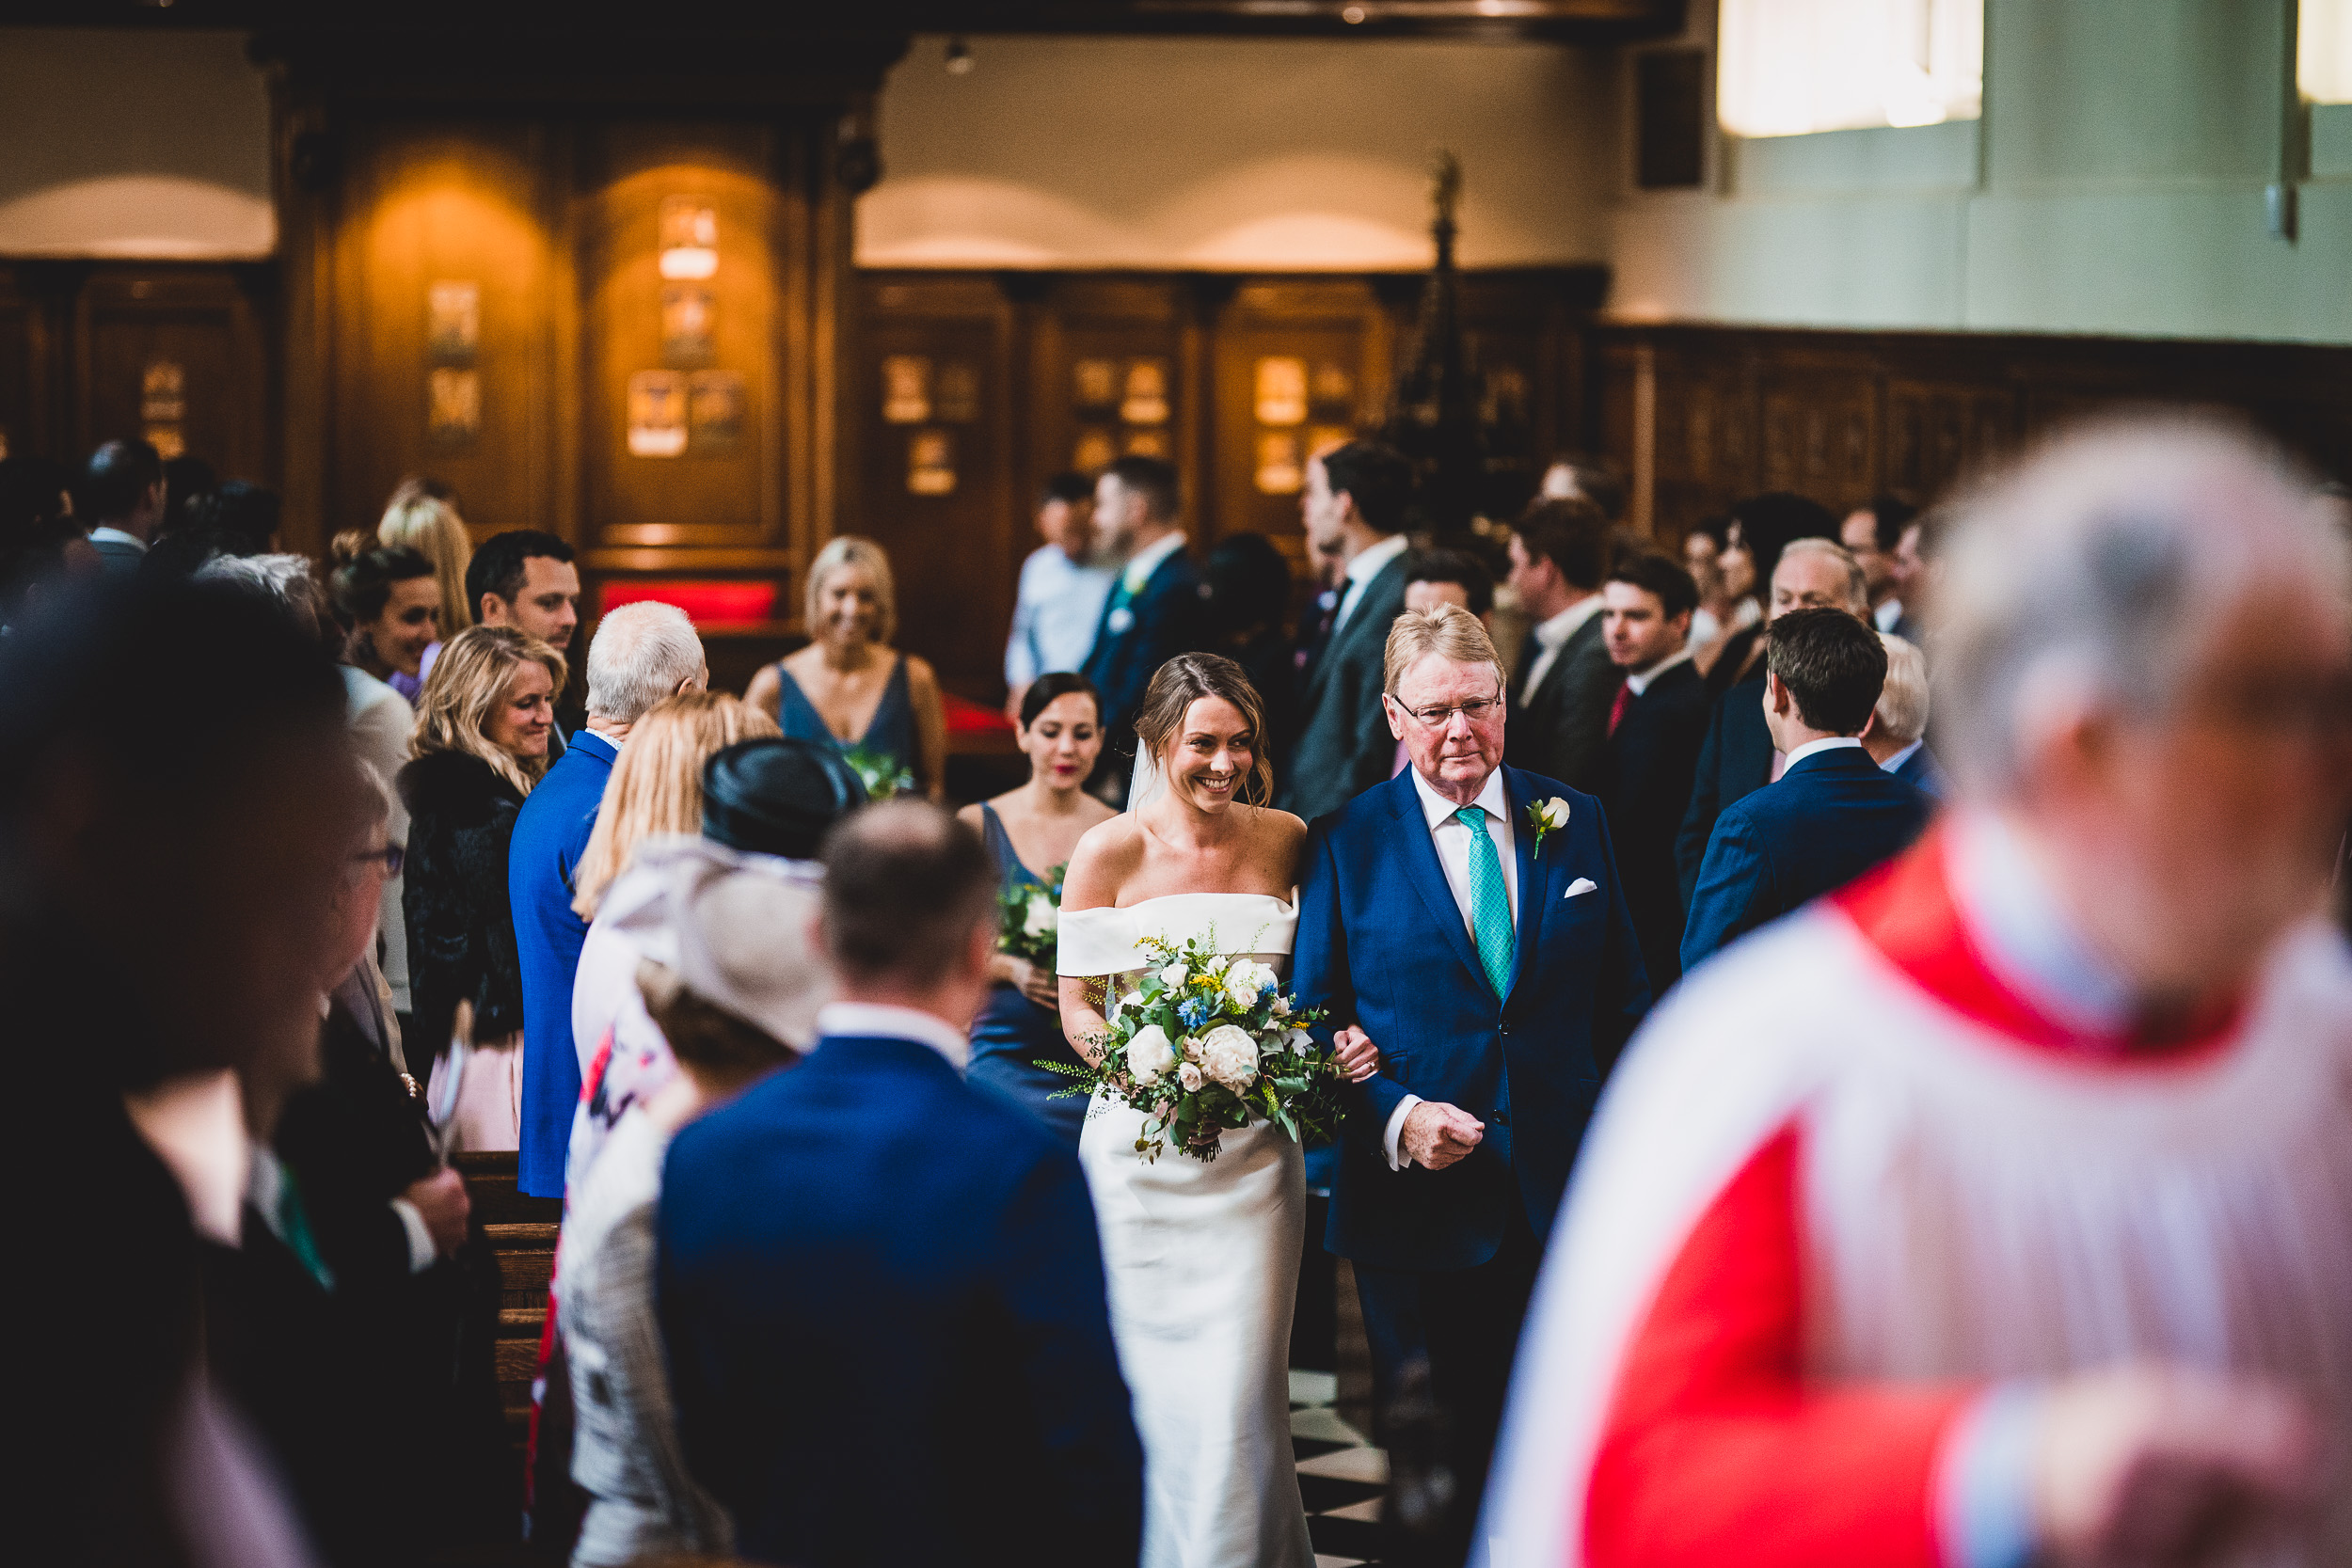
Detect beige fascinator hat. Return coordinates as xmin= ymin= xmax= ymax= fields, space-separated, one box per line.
xmin=598 ymin=833 xmax=830 ymax=1050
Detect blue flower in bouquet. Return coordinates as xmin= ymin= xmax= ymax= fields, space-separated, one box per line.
xmin=1178 ymin=994 xmax=1214 ymax=1031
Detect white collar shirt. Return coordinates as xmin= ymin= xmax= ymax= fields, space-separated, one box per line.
xmin=1330 ymin=531 xmax=1410 ymax=636
xmin=1875 ymin=598 xmax=1905 ymax=633
xmin=1407 ymin=763 xmax=1518 ymax=939
xmin=1119 ymin=530 xmax=1188 ymax=595
xmin=1783 ymin=735 xmax=1865 ymax=769
xmin=1518 ymin=594 xmax=1605 ymax=700
xmin=818 ymin=1000 xmax=970 ymax=1070
xmin=1623 ymin=645 xmax=1693 ymax=697
xmin=87 ymin=525 xmax=148 ymax=555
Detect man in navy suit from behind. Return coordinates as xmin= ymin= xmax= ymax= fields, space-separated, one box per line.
xmin=507 ymin=602 xmax=706 ymax=1197
xmin=1294 ymin=603 xmax=1650 ymax=1558
xmin=1681 ymin=607 xmax=1931 ymax=971
xmin=1081 ymin=454 xmax=1208 ymax=803
xmin=1861 ymin=630 xmax=1948 ymax=800
xmin=659 ymin=800 xmax=1141 ymax=1568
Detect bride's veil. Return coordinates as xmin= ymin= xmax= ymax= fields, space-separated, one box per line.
xmin=1126 ymin=736 xmax=1165 ymax=811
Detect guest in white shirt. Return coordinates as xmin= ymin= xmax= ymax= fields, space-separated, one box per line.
xmin=1004 ymin=472 xmax=1116 ymax=718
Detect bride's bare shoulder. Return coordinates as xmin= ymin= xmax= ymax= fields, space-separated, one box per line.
xmin=1248 ymin=806 xmax=1309 ymax=879
xmin=1062 ymin=815 xmax=1143 ymax=910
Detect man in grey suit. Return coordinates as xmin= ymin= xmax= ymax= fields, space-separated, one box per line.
xmin=1280 ymin=441 xmax=1414 ymax=822
xmin=1502 ymin=497 xmax=1618 ymax=793
xmin=81 ymin=439 xmax=167 ymax=578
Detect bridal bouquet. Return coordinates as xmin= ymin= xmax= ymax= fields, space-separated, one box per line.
xmin=1057 ymin=930 xmax=1343 ymax=1164
xmin=998 ymin=863 xmax=1067 ymax=970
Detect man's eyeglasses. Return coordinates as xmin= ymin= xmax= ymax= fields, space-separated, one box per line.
xmin=353 ymin=845 xmax=405 ymax=877
xmin=1399 ymin=694 xmax=1504 ymax=729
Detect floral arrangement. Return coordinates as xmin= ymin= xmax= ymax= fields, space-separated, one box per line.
xmin=841 ymin=745 xmax=915 ymax=800
xmin=998 ymin=863 xmax=1067 ymax=971
xmin=1054 ymin=929 xmax=1343 ymax=1163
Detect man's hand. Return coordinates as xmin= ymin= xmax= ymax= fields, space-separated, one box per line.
xmin=1400 ymin=1101 xmax=1485 ymax=1170
xmin=403 ymin=1166 xmax=471 ymax=1258
xmin=1333 ymin=1025 xmax=1380 ymax=1083
xmin=2034 ymin=1365 xmax=2320 ymax=1567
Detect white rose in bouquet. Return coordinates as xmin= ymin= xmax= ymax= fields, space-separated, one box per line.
xmin=1158 ymin=961 xmax=1189 ymax=990
xmin=1284 ymin=1027 xmax=1315 ymax=1056
xmin=1222 ymin=960 xmax=1275 ymax=1013
xmin=1023 ymin=895 xmax=1057 ymax=938
xmin=1270 ymin=994 xmax=1291 ymax=1018
xmin=1198 ymin=1023 xmax=1261 ymax=1093
xmin=1178 ymin=1061 xmax=1205 ymax=1092
xmin=1127 ymin=1023 xmax=1177 ymax=1085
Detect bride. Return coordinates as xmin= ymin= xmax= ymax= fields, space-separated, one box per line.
xmin=1057 ymin=654 xmax=1379 ymax=1568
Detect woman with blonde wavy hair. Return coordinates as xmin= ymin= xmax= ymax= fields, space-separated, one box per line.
xmin=378 ymin=475 xmax=473 ymax=701
xmin=565 ymin=691 xmax=780 ymax=1190
xmin=399 ymin=624 xmax=565 ymax=1149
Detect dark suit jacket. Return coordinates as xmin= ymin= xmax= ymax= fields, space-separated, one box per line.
xmin=1598 ymin=658 xmax=1713 ymax=990
xmin=399 ymin=750 xmax=527 ymax=1063
xmin=88 ymin=534 xmax=145 ymax=577
xmin=1282 ymin=549 xmax=1409 ymax=822
xmin=1295 ymin=766 xmax=1651 ymax=1273
xmin=1081 ymin=541 xmax=1207 ymax=777
xmin=508 ymin=729 xmax=616 ymax=1196
xmin=659 ymin=1032 xmax=1142 ymax=1568
xmin=1893 ymin=740 xmax=1948 ymax=800
xmin=1681 ymin=744 xmax=1931 ymax=971
xmin=1675 ymin=674 xmax=1776 ymax=904
xmin=1504 ymin=610 xmax=1616 ymax=795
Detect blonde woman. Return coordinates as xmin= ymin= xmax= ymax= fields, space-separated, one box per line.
xmin=745 ymin=535 xmax=947 ymax=800
xmin=561 ymin=693 xmax=781 ymax=1187
xmin=399 ymin=625 xmax=564 ymax=1150
xmin=379 ymin=475 xmax=473 ymax=701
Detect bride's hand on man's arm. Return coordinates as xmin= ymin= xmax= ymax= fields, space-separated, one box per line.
xmin=1333 ymin=1025 xmax=1380 ymax=1084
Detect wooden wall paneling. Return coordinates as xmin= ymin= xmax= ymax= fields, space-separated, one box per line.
xmin=0 ymin=265 xmax=66 ymax=464
xmin=1206 ymin=277 xmax=1386 ymax=578
xmin=1030 ymin=275 xmax=1191 ymax=518
xmin=1882 ymin=378 xmax=2017 ymax=502
xmin=1454 ymin=268 xmax=1606 ymax=513
xmin=74 ymin=266 xmax=272 ymax=488
xmin=1756 ymin=351 xmax=1879 ymax=513
xmin=851 ymin=272 xmax=1017 ymax=702
xmin=326 ymin=119 xmax=564 ymax=544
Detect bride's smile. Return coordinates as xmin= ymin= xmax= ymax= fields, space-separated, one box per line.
xmin=1168 ymin=696 xmax=1255 ymax=811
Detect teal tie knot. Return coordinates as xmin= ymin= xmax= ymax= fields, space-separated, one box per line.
xmin=1454 ymin=805 xmax=1515 ymax=998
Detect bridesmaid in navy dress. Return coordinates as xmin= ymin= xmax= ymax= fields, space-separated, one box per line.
xmin=957 ymin=673 xmax=1115 ymax=1144
xmin=745 ymin=536 xmax=948 ymax=799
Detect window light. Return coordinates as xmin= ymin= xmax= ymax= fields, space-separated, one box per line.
xmin=1719 ymin=0 xmax=1983 ymax=138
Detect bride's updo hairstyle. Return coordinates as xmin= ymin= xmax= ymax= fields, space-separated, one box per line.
xmin=1133 ymin=653 xmax=1275 ymax=805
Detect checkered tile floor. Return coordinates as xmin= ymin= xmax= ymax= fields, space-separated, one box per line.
xmin=1291 ymin=1369 xmax=1387 ymax=1568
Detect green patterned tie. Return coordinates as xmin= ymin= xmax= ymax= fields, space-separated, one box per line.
xmin=1456 ymin=805 xmax=1516 ymax=998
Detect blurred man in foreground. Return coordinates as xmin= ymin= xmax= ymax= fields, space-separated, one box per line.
xmin=1484 ymin=414 xmax=2352 ymax=1568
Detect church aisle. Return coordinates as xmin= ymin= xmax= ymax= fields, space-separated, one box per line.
xmin=1292 ymin=1368 xmax=1389 ymax=1567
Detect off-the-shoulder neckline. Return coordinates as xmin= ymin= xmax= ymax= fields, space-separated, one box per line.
xmin=1063 ymin=890 xmax=1298 ymax=916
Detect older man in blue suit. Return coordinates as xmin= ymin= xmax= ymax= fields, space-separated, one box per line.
xmin=1080 ymin=454 xmax=1207 ymax=803
xmin=508 ymin=601 xmax=706 ymax=1196
xmin=660 ymin=800 xmax=1140 ymax=1568
xmin=1294 ymin=603 xmax=1650 ymax=1558
xmin=1681 ymin=608 xmax=1931 ymax=971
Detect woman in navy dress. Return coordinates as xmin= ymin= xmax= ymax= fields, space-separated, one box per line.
xmin=957 ymin=673 xmax=1115 ymax=1144
xmin=745 ymin=536 xmax=948 ymax=799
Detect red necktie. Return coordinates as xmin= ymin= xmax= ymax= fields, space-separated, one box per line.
xmin=1607 ymin=677 xmax=1631 ymax=737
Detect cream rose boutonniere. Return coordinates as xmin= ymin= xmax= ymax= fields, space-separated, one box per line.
xmin=1526 ymin=795 xmax=1570 ymax=856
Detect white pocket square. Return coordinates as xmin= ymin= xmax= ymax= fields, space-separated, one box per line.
xmin=1564 ymin=878 xmax=1597 ymax=899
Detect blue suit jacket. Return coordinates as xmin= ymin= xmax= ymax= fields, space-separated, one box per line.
xmin=1295 ymin=766 xmax=1651 ymax=1273
xmin=507 ymin=729 xmax=614 ymax=1196
xmin=1674 ymin=673 xmax=1775 ymax=904
xmin=659 ymin=1033 xmax=1142 ymax=1568
xmin=1681 ymin=744 xmax=1931 ymax=972
xmin=1894 ymin=740 xmax=1948 ymax=800
xmin=1081 ymin=543 xmax=1207 ymax=766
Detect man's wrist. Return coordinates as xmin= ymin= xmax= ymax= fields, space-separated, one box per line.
xmin=1383 ymin=1095 xmax=1422 ymax=1172
xmin=390 ymin=1196 xmax=437 ymax=1273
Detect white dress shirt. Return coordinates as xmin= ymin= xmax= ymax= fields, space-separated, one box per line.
xmin=1875 ymin=598 xmax=1905 ymax=633
xmin=1622 ymin=644 xmax=1693 ymax=696
xmin=1117 ymin=529 xmax=1188 ymax=596
xmin=1006 ymin=544 xmax=1117 ymax=686
xmin=1783 ymin=735 xmax=1865 ymax=769
xmin=1518 ymin=593 xmax=1605 ymax=700
xmin=818 ymin=1000 xmax=970 ymax=1069
xmin=87 ymin=524 xmax=148 ymax=556
xmin=1381 ymin=765 xmax=1520 ymax=1169
xmin=1330 ymin=531 xmax=1410 ymax=637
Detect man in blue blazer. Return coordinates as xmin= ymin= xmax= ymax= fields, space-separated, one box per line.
xmin=1080 ymin=455 xmax=1207 ymax=802
xmin=1682 ymin=608 xmax=1931 ymax=972
xmin=659 ymin=800 xmax=1141 ymax=1568
xmin=1293 ymin=603 xmax=1649 ymax=1557
xmin=508 ymin=603 xmax=706 ymax=1196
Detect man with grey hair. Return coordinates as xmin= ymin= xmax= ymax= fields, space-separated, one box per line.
xmin=511 ymin=600 xmax=708 ymax=1196
xmin=1862 ymin=631 xmax=1944 ymax=798
xmin=1486 ymin=414 xmax=2352 ymax=1568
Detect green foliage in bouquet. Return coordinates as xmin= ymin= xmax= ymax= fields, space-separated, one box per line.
xmin=1055 ymin=929 xmax=1343 ymax=1163
xmin=841 ymin=745 xmax=915 ymax=800
xmin=998 ymin=863 xmax=1067 ymax=970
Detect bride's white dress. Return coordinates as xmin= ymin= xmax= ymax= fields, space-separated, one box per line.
xmin=1058 ymin=892 xmax=1314 ymax=1568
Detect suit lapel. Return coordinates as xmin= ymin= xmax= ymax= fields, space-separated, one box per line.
xmin=1503 ymin=768 xmax=1547 ymax=1000
xmin=1389 ymin=774 xmax=1486 ymax=990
